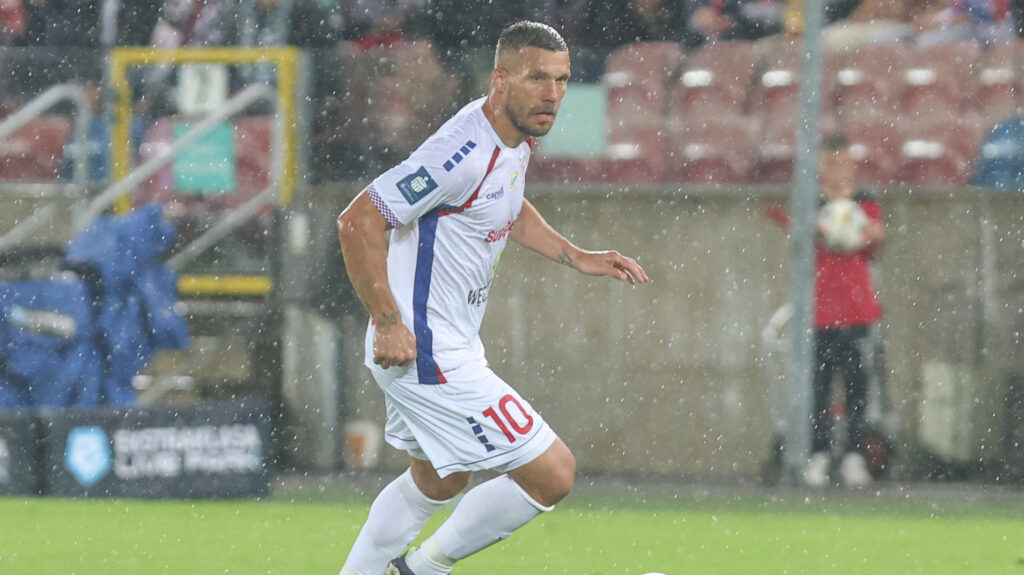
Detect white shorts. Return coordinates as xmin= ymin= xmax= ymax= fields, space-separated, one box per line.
xmin=368 ymin=361 xmax=558 ymax=478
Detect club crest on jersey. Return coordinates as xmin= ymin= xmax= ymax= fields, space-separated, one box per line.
xmin=509 ymin=171 xmax=520 ymax=189
xmin=396 ymin=166 xmax=438 ymax=205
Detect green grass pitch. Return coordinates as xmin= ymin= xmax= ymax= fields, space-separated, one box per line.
xmin=2 ymin=482 xmax=1023 ymax=574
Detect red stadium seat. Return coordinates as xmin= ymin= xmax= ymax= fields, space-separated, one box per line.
xmin=896 ymin=116 xmax=983 ymax=186
xmin=844 ymin=117 xmax=902 ymax=185
xmin=672 ymin=41 xmax=761 ymax=118
xmin=747 ymin=111 xmax=841 ymax=185
xmin=901 ymin=42 xmax=981 ymax=117
xmin=834 ymin=42 xmax=909 ymax=119
xmin=975 ymin=42 xmax=1021 ymax=130
xmin=668 ymin=115 xmax=755 ymax=183
xmin=603 ymin=41 xmax=683 ymax=129
xmin=601 ymin=126 xmax=668 ymax=183
xmin=0 ymin=116 xmax=71 ymax=181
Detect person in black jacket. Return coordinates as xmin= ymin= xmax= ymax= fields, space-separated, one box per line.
xmin=692 ymin=0 xmax=862 ymax=44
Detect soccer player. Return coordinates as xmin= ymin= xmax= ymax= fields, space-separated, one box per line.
xmin=335 ymin=21 xmax=649 ymax=575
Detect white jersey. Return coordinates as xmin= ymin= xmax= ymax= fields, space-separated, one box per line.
xmin=365 ymin=97 xmax=531 ymax=384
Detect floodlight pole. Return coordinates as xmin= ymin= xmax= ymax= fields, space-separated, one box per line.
xmin=784 ymin=1 xmax=825 ymax=486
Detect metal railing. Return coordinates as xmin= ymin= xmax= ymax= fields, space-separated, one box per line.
xmin=0 ymin=84 xmax=283 ymax=265
xmin=0 ymin=83 xmax=92 ymax=194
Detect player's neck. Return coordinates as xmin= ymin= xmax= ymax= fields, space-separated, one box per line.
xmin=482 ymin=96 xmax=527 ymax=148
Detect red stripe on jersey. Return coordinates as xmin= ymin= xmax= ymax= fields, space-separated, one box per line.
xmin=436 ymin=365 xmax=448 ymax=384
xmin=439 ymin=146 xmax=501 ymax=217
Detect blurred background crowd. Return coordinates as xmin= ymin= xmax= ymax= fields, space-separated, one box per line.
xmin=0 ymin=0 xmax=1023 ymax=186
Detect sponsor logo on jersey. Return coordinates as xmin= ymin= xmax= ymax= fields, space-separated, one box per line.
xmin=443 ymin=140 xmax=477 ymax=172
xmin=396 ymin=166 xmax=438 ymax=205
xmin=485 ymin=187 xmax=505 ymax=201
xmin=485 ymin=219 xmax=516 ymax=243
xmin=467 ymin=280 xmax=492 ymax=307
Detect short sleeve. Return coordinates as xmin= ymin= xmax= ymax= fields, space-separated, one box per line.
xmin=861 ymin=199 xmax=883 ymax=223
xmin=368 ymin=134 xmax=482 ymax=228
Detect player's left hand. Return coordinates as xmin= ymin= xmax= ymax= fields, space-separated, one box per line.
xmin=574 ymin=250 xmax=650 ymax=285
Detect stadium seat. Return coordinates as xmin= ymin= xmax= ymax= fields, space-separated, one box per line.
xmin=749 ymin=111 xmax=840 ymax=184
xmin=0 ymin=116 xmax=71 ymax=181
xmin=844 ymin=117 xmax=902 ymax=185
xmin=834 ymin=42 xmax=909 ymax=120
xmin=671 ymin=41 xmax=760 ymax=118
xmin=601 ymin=126 xmax=668 ymax=183
xmin=603 ymin=41 xmax=683 ymax=130
xmin=975 ymin=42 xmax=1021 ymax=130
xmin=901 ymin=42 xmax=981 ymax=118
xmin=668 ymin=115 xmax=755 ymax=183
xmin=897 ymin=115 xmax=983 ymax=186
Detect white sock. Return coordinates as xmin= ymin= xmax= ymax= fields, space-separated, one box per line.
xmin=405 ymin=475 xmax=552 ymax=575
xmin=340 ymin=469 xmax=448 ymax=575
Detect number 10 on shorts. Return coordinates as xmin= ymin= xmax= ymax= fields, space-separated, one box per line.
xmin=468 ymin=394 xmax=534 ymax=452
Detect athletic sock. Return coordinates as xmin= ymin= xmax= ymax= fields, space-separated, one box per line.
xmin=339 ymin=469 xmax=448 ymax=575
xmin=405 ymin=475 xmax=553 ymax=575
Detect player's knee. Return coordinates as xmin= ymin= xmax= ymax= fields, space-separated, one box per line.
xmin=418 ymin=470 xmax=472 ymax=501
xmin=550 ymin=449 xmax=576 ymax=502
xmin=536 ymin=448 xmax=576 ymax=507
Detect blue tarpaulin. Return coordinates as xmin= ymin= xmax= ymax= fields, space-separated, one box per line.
xmin=0 ymin=204 xmax=190 ymax=409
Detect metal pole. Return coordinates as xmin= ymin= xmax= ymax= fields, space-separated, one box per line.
xmin=784 ymin=1 xmax=825 ymax=485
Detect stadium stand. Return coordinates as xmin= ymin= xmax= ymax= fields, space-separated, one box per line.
xmin=897 ymin=115 xmax=984 ymax=186
xmin=669 ymin=114 xmax=756 ymax=183
xmin=672 ymin=40 xmax=761 ymax=117
xmin=834 ymin=41 xmax=909 ymax=120
xmin=900 ymin=42 xmax=982 ymax=119
xmin=0 ymin=116 xmax=71 ymax=181
xmin=603 ymin=41 xmax=683 ymax=129
xmin=975 ymin=42 xmax=1021 ymax=130
xmin=844 ymin=116 xmax=903 ymax=185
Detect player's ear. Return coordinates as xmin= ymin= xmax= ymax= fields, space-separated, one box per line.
xmin=492 ymin=67 xmax=508 ymax=94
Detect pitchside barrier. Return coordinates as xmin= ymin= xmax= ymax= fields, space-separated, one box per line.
xmin=0 ymin=398 xmax=271 ymax=499
xmin=0 ymin=409 xmax=41 ymax=495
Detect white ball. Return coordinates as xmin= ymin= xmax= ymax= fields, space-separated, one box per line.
xmin=817 ymin=198 xmax=868 ymax=252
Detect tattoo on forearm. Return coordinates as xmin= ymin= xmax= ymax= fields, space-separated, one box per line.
xmin=556 ymin=248 xmax=575 ymax=269
xmin=377 ymin=311 xmax=401 ymax=326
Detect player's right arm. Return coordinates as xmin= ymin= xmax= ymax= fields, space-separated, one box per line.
xmin=336 ymin=191 xmax=416 ymax=369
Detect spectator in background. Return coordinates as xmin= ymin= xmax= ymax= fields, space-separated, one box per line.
xmin=418 ymin=0 xmax=530 ymax=57
xmin=1015 ymin=0 xmax=1024 ymax=36
xmin=346 ymin=0 xmax=419 ymax=50
xmin=108 ymin=0 xmax=164 ymax=46
xmin=824 ymin=0 xmax=911 ymax=47
xmin=690 ymin=0 xmax=862 ymax=44
xmin=20 ymin=0 xmax=100 ymax=46
xmin=237 ymin=0 xmax=341 ymax=49
xmin=150 ymin=0 xmax=236 ymax=49
xmin=909 ymin=0 xmax=1015 ymax=46
xmin=0 ymin=0 xmax=26 ymax=46
xmin=578 ymin=0 xmax=700 ymax=49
